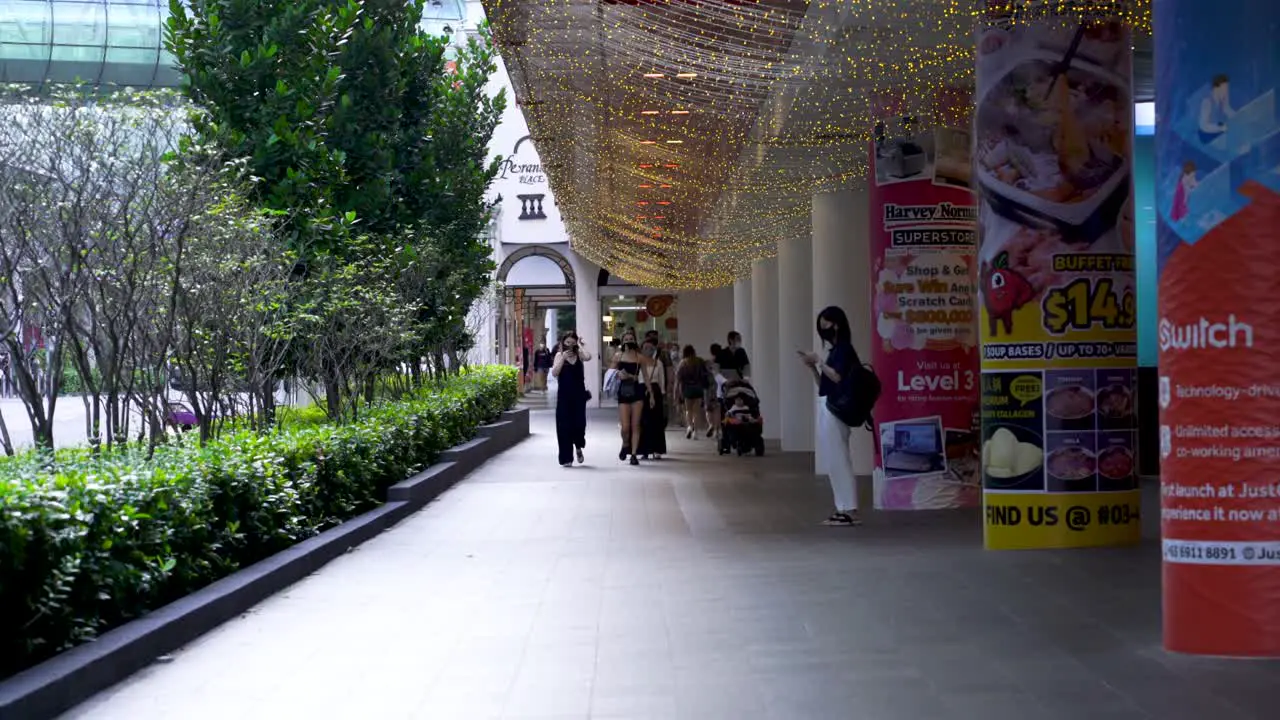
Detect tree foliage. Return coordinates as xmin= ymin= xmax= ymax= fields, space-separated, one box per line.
xmin=166 ymin=0 xmax=508 ymax=415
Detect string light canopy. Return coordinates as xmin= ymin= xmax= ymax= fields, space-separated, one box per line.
xmin=483 ymin=0 xmax=1151 ymax=289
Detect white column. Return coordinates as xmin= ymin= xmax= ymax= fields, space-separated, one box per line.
xmin=812 ymin=189 xmax=874 ymax=478
xmin=575 ymin=277 xmax=601 ymax=405
xmin=676 ymin=286 xmax=733 ymax=358
xmin=708 ymin=285 xmax=734 ymax=355
xmin=733 ymin=276 xmax=752 ymax=352
xmin=533 ymin=308 xmax=548 ymax=346
xmin=677 ymin=290 xmax=711 ymax=355
xmin=545 ymin=308 xmax=558 ymax=343
xmin=750 ymin=258 xmax=780 ymax=441
xmin=777 ymin=234 xmax=815 ymax=453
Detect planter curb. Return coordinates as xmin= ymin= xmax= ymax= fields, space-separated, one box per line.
xmin=0 ymin=407 xmax=529 ymax=720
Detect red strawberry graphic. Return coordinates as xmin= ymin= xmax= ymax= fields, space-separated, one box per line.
xmin=982 ymin=250 xmax=1035 ymax=336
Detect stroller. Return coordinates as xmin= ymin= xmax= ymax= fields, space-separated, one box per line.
xmin=719 ymin=379 xmax=765 ymax=456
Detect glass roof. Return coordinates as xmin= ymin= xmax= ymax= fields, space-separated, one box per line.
xmin=421 ymin=0 xmax=465 ymax=21
xmin=0 ymin=0 xmax=179 ymax=87
xmin=0 ymin=0 xmax=469 ymax=89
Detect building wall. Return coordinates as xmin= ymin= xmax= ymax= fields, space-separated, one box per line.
xmin=463 ymin=0 xmax=589 ymax=369
xmin=484 ymin=55 xmax=569 ymax=248
xmin=677 ymin=287 xmax=734 ymax=359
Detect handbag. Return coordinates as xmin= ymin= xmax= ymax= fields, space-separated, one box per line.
xmin=603 ymin=368 xmax=621 ymax=399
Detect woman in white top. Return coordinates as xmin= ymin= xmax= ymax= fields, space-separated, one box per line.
xmin=636 ymin=338 xmax=668 ymax=459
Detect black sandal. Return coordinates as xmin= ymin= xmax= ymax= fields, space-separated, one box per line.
xmin=822 ymin=512 xmax=859 ymax=527
xmin=629 ymin=455 xmax=640 ymax=466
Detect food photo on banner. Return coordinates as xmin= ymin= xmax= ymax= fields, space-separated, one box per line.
xmin=1155 ymin=0 xmax=1280 ymax=656
xmin=975 ymin=12 xmax=1141 ymax=549
xmin=868 ymin=120 xmax=981 ymax=510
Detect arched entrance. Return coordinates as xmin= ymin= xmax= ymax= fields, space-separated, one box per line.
xmin=494 ymin=244 xmax=576 ymax=392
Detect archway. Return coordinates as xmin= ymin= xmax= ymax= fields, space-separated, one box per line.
xmin=494 ymin=244 xmax=577 ymax=393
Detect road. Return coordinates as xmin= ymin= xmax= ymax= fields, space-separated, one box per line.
xmin=0 ymin=390 xmax=310 ymax=451
xmin=0 ymin=397 xmax=106 ymax=450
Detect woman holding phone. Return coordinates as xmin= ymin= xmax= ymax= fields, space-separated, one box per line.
xmin=797 ymin=306 xmax=863 ymax=526
xmin=552 ymin=331 xmax=592 ymax=467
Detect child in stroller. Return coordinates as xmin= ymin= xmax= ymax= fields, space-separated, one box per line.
xmin=719 ymin=379 xmax=765 ymax=456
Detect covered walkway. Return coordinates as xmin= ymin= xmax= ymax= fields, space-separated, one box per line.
xmin=67 ymin=409 xmax=1275 ymax=720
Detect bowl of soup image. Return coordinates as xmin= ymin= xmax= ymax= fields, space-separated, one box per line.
xmin=982 ymin=425 xmax=1044 ymax=488
xmin=1097 ymin=446 xmax=1135 ymax=480
xmin=1047 ymin=445 xmax=1096 ymax=481
xmin=1097 ymin=384 xmax=1134 ymax=420
xmin=1046 ymin=384 xmax=1095 ymax=421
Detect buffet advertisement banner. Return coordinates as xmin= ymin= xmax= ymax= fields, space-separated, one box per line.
xmin=974 ymin=14 xmax=1141 ymax=549
xmin=1156 ymin=0 xmax=1280 ymax=657
xmin=868 ymin=130 xmax=981 ymax=510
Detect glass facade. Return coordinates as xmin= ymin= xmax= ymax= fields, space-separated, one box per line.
xmin=0 ymin=0 xmax=468 ymax=88
xmin=0 ymin=0 xmax=178 ymax=87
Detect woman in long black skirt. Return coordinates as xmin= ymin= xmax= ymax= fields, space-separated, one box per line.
xmin=637 ymin=338 xmax=668 ymax=459
xmin=552 ymin=331 xmax=591 ymax=467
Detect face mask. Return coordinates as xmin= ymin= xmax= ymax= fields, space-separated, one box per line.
xmin=819 ymin=326 xmax=836 ymax=341
xmin=644 ymin=347 xmax=657 ymax=357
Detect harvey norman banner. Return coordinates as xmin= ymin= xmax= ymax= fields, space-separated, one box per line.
xmin=868 ymin=128 xmax=981 ymax=511
xmin=975 ymin=8 xmax=1141 ymax=549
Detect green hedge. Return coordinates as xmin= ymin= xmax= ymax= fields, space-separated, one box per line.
xmin=0 ymin=365 xmax=517 ymax=679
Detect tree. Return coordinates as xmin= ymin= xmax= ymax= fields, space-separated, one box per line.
xmin=165 ymin=0 xmax=355 ymax=256
xmin=167 ymin=176 xmax=298 ymax=440
xmin=0 ymin=85 xmax=290 ymax=451
xmin=167 ymin=1 xmax=507 ymax=416
xmin=397 ymin=30 xmax=506 ymax=375
xmin=0 ymin=88 xmax=196 ymax=449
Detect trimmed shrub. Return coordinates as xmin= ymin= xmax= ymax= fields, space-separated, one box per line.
xmin=0 ymin=365 xmax=517 ymax=679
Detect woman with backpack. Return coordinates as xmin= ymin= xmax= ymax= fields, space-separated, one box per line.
xmin=798 ymin=305 xmax=870 ymax=527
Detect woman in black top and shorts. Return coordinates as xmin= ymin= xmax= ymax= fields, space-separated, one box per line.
xmin=611 ymin=329 xmax=649 ymax=465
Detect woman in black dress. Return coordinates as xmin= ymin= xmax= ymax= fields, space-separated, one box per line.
xmin=552 ymin=331 xmax=592 ymax=467
xmin=637 ymin=338 xmax=668 ymax=459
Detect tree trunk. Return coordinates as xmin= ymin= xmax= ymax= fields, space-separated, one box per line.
xmin=261 ymin=378 xmax=277 ymax=428
xmin=324 ymin=374 xmax=341 ymax=420
xmin=0 ymin=409 xmax=13 ymax=456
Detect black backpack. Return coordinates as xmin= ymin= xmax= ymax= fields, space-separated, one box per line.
xmin=826 ymin=362 xmax=882 ymax=430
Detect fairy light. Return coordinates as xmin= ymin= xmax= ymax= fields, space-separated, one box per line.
xmin=482 ymin=0 xmax=1150 ymax=289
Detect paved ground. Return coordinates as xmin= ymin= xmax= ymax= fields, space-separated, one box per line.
xmin=65 ymin=406 xmax=1279 ymax=720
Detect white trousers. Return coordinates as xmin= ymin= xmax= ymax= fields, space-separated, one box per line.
xmin=818 ymin=406 xmax=857 ymax=512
